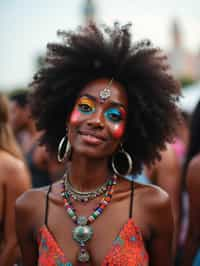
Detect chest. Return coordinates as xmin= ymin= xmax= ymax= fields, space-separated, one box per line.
xmin=38 ymin=220 xmax=148 ymax=265
xmin=37 ymin=198 xmax=150 ymax=265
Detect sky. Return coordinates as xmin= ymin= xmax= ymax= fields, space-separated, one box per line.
xmin=0 ymin=0 xmax=200 ymax=90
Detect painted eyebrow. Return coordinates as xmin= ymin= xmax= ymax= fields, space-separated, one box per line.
xmin=79 ymin=94 xmax=96 ymax=102
xmin=79 ymin=94 xmax=127 ymax=110
xmin=109 ymin=101 xmax=127 ymax=111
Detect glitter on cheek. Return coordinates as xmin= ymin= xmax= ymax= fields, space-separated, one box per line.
xmin=70 ymin=108 xmax=81 ymax=125
xmin=112 ymin=123 xmax=125 ymax=139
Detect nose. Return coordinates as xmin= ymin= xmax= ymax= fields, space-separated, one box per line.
xmin=86 ymin=109 xmax=104 ymax=129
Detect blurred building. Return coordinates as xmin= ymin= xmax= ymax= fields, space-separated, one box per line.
xmin=82 ymin=0 xmax=96 ymax=24
xmin=168 ymin=19 xmax=200 ymax=81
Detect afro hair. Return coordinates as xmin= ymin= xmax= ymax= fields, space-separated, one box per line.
xmin=29 ymin=22 xmax=181 ymax=174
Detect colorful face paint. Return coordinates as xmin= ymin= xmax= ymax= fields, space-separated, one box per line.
xmin=112 ymin=123 xmax=125 ymax=139
xmin=104 ymin=106 xmax=127 ymax=139
xmin=119 ymin=106 xmax=127 ymax=120
xmin=104 ymin=108 xmax=122 ymax=123
xmin=70 ymin=108 xmax=81 ymax=125
xmin=70 ymin=96 xmax=96 ymax=124
xmin=77 ymin=96 xmax=96 ymax=114
xmin=104 ymin=106 xmax=126 ymax=123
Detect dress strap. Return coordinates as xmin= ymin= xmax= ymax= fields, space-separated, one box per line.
xmin=44 ymin=185 xmax=52 ymax=226
xmin=129 ymin=181 xmax=134 ymax=218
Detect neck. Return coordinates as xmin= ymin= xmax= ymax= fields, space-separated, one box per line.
xmin=67 ymin=153 xmax=112 ymax=192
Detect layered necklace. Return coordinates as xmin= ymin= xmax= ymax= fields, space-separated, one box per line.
xmin=64 ymin=173 xmax=110 ymax=202
xmin=61 ymin=172 xmax=117 ymax=263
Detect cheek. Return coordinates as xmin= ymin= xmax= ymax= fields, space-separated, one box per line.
xmin=120 ymin=108 xmax=127 ymax=120
xmin=70 ymin=108 xmax=81 ymax=125
xmin=112 ymin=123 xmax=125 ymax=139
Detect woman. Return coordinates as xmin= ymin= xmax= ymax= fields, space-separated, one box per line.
xmin=144 ymin=143 xmax=182 ymax=258
xmin=182 ymin=100 xmax=200 ymax=266
xmin=10 ymin=90 xmax=65 ymax=187
xmin=0 ymin=93 xmax=31 ymax=266
xmin=16 ymin=23 xmax=180 ymax=265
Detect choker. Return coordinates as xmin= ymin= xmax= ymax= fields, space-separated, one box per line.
xmin=61 ymin=174 xmax=117 ymax=263
xmin=63 ymin=172 xmax=112 ymax=202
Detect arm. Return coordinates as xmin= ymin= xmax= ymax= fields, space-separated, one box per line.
xmin=182 ymin=156 xmax=200 ymax=266
xmin=153 ymin=145 xmax=181 ymax=255
xmin=0 ymin=160 xmax=31 ymax=266
xmin=15 ymin=190 xmax=40 ymax=266
xmin=148 ymin=188 xmax=174 ymax=266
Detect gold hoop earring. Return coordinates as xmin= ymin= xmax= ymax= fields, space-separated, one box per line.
xmin=111 ymin=145 xmax=133 ymax=177
xmin=57 ymin=136 xmax=71 ymax=162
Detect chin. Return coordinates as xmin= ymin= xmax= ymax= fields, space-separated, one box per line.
xmin=80 ymin=149 xmax=105 ymax=159
xmin=73 ymin=145 xmax=110 ymax=160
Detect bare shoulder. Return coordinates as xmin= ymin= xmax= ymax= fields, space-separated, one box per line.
xmin=157 ymin=143 xmax=178 ymax=169
xmin=0 ymin=151 xmax=30 ymax=185
xmin=16 ymin=187 xmax=47 ymax=213
xmin=16 ymin=181 xmax=62 ymax=215
xmin=187 ymin=154 xmax=200 ymax=178
xmin=134 ymin=181 xmax=170 ymax=209
xmin=134 ymin=182 xmax=173 ymax=234
xmin=16 ymin=187 xmax=48 ymax=229
xmin=186 ymin=154 xmax=200 ymax=190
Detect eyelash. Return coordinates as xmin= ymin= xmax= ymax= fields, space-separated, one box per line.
xmin=78 ymin=103 xmax=95 ymax=114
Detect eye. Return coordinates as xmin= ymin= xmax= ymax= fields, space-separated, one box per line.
xmin=104 ymin=108 xmax=122 ymax=123
xmin=77 ymin=97 xmax=95 ymax=114
xmin=78 ymin=103 xmax=95 ymax=114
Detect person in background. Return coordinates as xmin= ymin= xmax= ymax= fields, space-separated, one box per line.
xmin=9 ymin=90 xmax=35 ymax=154
xmin=9 ymin=90 xmax=65 ymax=187
xmin=0 ymin=93 xmax=31 ymax=266
xmin=182 ymin=100 xmax=200 ymax=266
xmin=172 ymin=111 xmax=190 ymax=266
xmin=9 ymin=90 xmax=51 ymax=187
xmin=138 ymin=111 xmax=189 ymax=264
xmin=172 ymin=111 xmax=190 ymax=166
xmin=145 ymin=143 xmax=182 ymax=259
xmin=16 ymin=22 xmax=180 ymax=265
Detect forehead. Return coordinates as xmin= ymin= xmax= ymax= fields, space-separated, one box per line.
xmin=80 ymin=78 xmax=128 ymax=108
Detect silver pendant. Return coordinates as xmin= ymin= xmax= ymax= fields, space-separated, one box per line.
xmin=78 ymin=248 xmax=90 ymax=263
xmin=73 ymin=224 xmax=93 ymax=243
xmin=72 ymin=216 xmax=93 ymax=244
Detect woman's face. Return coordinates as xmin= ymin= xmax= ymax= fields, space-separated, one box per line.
xmin=68 ymin=78 xmax=128 ymax=159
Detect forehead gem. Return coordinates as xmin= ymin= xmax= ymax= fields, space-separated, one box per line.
xmin=99 ymin=88 xmax=111 ymax=101
xmin=99 ymin=79 xmax=113 ymax=102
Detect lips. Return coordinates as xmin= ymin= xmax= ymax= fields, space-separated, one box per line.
xmin=78 ymin=130 xmax=106 ymax=145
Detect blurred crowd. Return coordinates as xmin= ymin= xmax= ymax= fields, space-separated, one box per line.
xmin=0 ymin=87 xmax=200 ymax=265
xmin=0 ymin=90 xmax=66 ymax=265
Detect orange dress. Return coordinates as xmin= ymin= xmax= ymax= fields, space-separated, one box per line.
xmin=37 ymin=219 xmax=149 ymax=265
xmin=37 ymin=183 xmax=149 ymax=265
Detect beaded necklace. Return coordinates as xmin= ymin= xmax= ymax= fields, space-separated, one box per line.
xmin=64 ymin=173 xmax=110 ymax=202
xmin=61 ymin=174 xmax=117 ymax=263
